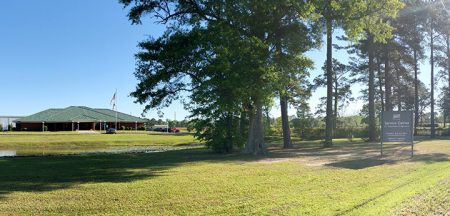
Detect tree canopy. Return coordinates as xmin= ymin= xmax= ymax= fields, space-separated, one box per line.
xmin=121 ymin=0 xmax=450 ymax=153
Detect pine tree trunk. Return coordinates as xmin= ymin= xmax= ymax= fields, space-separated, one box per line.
xmin=275 ymin=26 xmax=292 ymax=149
xmin=368 ymin=34 xmax=376 ymax=142
xmin=245 ymin=106 xmax=255 ymax=153
xmin=239 ymin=110 xmax=248 ymax=139
xmin=334 ymin=74 xmax=338 ymax=131
xmin=430 ymin=18 xmax=435 ymax=138
xmin=265 ymin=106 xmax=271 ymax=132
xmin=244 ymin=97 xmax=266 ymax=154
xmin=254 ymin=98 xmax=266 ymax=154
xmin=444 ymin=113 xmax=447 ymax=128
xmin=384 ymin=42 xmax=393 ymax=111
xmin=377 ymin=53 xmax=384 ymax=112
xmin=447 ymin=33 xmax=450 ymax=91
xmin=225 ymin=113 xmax=233 ymax=153
xmin=414 ymin=49 xmax=419 ymax=135
xmin=446 ymin=33 xmax=450 ymax=130
xmin=396 ymin=68 xmax=402 ymax=111
xmin=280 ymin=95 xmax=292 ymax=148
xmin=324 ymin=16 xmax=333 ymax=147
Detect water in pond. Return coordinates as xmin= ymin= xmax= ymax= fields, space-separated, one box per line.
xmin=0 ymin=150 xmax=16 ymax=157
xmin=0 ymin=146 xmax=192 ymax=158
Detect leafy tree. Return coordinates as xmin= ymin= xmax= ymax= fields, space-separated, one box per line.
xmin=267 ymin=1 xmax=320 ymax=149
xmin=292 ymin=102 xmax=319 ymax=138
xmin=120 ymin=0 xmax=260 ymax=153
xmin=121 ymin=0 xmax=319 ymax=154
xmin=423 ymin=0 xmax=441 ymax=138
xmin=438 ymin=87 xmax=450 ymax=127
xmin=313 ymin=58 xmax=353 ymax=130
xmin=312 ymin=0 xmax=403 ymax=145
xmin=363 ymin=1 xmax=426 ymax=134
xmin=435 ymin=1 xmax=450 ymax=126
xmin=398 ymin=0 xmax=427 ymax=134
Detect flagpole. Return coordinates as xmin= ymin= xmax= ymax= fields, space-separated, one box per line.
xmin=115 ymin=89 xmax=118 ymax=130
xmin=110 ymin=89 xmax=118 ymax=130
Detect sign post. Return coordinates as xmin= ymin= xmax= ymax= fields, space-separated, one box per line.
xmin=381 ymin=111 xmax=414 ymax=158
xmin=380 ymin=112 xmax=384 ymax=158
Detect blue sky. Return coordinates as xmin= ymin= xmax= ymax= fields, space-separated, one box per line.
xmin=0 ymin=1 xmax=433 ymax=120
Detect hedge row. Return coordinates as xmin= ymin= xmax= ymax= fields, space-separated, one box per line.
xmin=293 ymin=127 xmax=370 ymax=140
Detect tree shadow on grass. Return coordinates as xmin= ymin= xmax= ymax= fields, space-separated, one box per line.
xmin=268 ymin=141 xmax=403 ymax=159
xmin=147 ymin=132 xmax=193 ymax=136
xmin=174 ymin=143 xmax=205 ymax=147
xmin=411 ymin=153 xmax=450 ymax=163
xmin=325 ymin=153 xmax=449 ymax=170
xmin=325 ymin=158 xmax=395 ymax=169
xmin=0 ymin=148 xmax=273 ymax=200
xmin=0 ymin=140 xmax=448 ymax=199
xmin=270 ymin=140 xmax=450 ymax=170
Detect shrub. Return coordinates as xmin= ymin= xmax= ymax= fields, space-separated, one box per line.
xmin=334 ymin=127 xmax=369 ymax=139
xmin=416 ymin=128 xmax=449 ymax=136
xmin=441 ymin=128 xmax=450 ymax=136
xmin=300 ymin=128 xmax=325 ymax=140
xmin=193 ymin=117 xmax=245 ymax=153
xmin=294 ymin=127 xmax=370 ymax=140
xmin=267 ymin=126 xmax=282 ymax=137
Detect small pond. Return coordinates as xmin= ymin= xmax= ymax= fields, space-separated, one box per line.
xmin=0 ymin=146 xmax=193 ymax=158
xmin=0 ymin=150 xmax=17 ymax=157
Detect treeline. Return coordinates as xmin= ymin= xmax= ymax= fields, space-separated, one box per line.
xmin=121 ymin=0 xmax=450 ymax=154
xmin=146 ymin=118 xmax=190 ymax=128
xmin=268 ymin=112 xmax=450 ymax=140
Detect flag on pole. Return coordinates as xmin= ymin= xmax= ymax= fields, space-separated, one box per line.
xmin=110 ymin=90 xmax=117 ymax=109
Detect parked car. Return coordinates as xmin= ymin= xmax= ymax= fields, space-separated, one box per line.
xmin=153 ymin=127 xmax=168 ymax=132
xmin=149 ymin=127 xmax=179 ymax=133
xmin=106 ymin=128 xmax=116 ymax=134
xmin=147 ymin=125 xmax=169 ymax=132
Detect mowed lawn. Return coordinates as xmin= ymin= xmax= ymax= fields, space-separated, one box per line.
xmin=0 ymin=136 xmax=449 ymax=215
xmin=0 ymin=132 xmax=200 ymax=155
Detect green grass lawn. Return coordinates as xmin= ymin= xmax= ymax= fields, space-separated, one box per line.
xmin=0 ymin=132 xmax=200 ymax=155
xmin=0 ymin=135 xmax=449 ymax=215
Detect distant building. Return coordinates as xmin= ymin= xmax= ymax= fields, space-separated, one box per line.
xmin=0 ymin=116 xmax=23 ymax=131
xmin=15 ymin=106 xmax=146 ymax=131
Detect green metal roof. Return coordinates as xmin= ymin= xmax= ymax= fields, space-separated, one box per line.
xmin=16 ymin=106 xmax=146 ymax=123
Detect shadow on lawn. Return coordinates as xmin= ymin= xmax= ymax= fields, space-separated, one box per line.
xmin=147 ymin=132 xmax=193 ymax=136
xmin=269 ymin=140 xmax=450 ymax=170
xmin=0 ymin=148 xmax=272 ymax=200
xmin=325 ymin=153 xmax=449 ymax=170
xmin=0 ymin=141 xmax=448 ymax=199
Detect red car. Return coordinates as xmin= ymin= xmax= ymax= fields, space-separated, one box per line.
xmin=170 ymin=128 xmax=180 ymax=133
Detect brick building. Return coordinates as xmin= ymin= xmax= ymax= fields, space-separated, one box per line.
xmin=15 ymin=106 xmax=146 ymax=131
